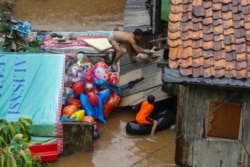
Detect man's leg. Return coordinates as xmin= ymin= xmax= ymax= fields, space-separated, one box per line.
xmin=151 ymin=120 xmax=158 ymax=136
xmin=112 ymin=43 xmax=123 ymax=72
xmin=123 ymin=42 xmax=138 ymax=63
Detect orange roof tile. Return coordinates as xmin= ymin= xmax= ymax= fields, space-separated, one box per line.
xmin=167 ymin=0 xmax=250 ymax=79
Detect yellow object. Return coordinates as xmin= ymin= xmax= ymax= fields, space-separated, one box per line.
xmin=83 ymin=38 xmax=112 ymax=51
xmin=70 ymin=110 xmax=85 ymax=121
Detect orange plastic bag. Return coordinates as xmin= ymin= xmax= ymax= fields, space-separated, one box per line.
xmin=67 ymin=98 xmax=82 ymax=108
xmin=62 ymin=104 xmax=77 ymax=117
xmin=82 ymin=116 xmax=94 ymax=123
xmin=104 ymin=93 xmax=120 ymax=118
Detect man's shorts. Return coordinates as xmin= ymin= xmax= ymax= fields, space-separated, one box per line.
xmin=108 ymin=32 xmax=118 ymax=45
xmin=146 ymin=117 xmax=154 ymax=125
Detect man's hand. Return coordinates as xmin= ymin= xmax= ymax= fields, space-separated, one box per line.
xmin=147 ymin=51 xmax=153 ymax=55
xmin=147 ymin=52 xmax=157 ymax=62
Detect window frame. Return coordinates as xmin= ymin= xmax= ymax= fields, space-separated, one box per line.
xmin=204 ymin=100 xmax=243 ymax=141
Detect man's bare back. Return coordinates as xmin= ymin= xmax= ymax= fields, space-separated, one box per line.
xmin=108 ymin=29 xmax=152 ymax=72
xmin=112 ymin=31 xmax=146 ymax=54
xmin=112 ymin=31 xmax=135 ymax=44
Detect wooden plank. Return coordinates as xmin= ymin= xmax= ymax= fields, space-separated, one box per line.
xmin=119 ymin=68 xmax=142 ymax=85
xmin=123 ymin=0 xmax=150 ymax=30
xmin=116 ymin=29 xmax=165 ymax=106
xmin=121 ymin=72 xmax=162 ymax=97
xmin=82 ymin=38 xmax=112 ymax=51
xmin=120 ymin=51 xmax=163 ymax=76
xmin=118 ymin=49 xmax=165 ymax=106
xmin=150 ymin=37 xmax=167 ymax=43
xmin=119 ymin=86 xmax=169 ymax=106
xmin=124 ymin=11 xmax=150 ymax=26
xmin=119 ymin=62 xmax=162 ymax=85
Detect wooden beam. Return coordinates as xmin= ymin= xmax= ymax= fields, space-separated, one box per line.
xmin=150 ymin=37 xmax=167 ymax=43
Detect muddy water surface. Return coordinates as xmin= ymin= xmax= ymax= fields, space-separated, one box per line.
xmin=13 ymin=0 xmax=126 ymax=31
xmin=11 ymin=0 xmax=176 ymax=166
xmin=51 ymin=110 xmax=176 ymax=167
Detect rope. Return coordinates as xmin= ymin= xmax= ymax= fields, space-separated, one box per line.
xmin=129 ymin=132 xmax=184 ymax=167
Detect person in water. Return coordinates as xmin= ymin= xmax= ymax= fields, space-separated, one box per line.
xmin=108 ymin=28 xmax=153 ymax=72
xmin=134 ymin=95 xmax=158 ymax=135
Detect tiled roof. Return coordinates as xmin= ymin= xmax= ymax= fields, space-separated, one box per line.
xmin=167 ymin=0 xmax=250 ymax=79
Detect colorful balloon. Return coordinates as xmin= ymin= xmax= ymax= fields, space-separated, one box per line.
xmin=64 ymin=75 xmax=73 ymax=87
xmin=94 ymin=61 xmax=108 ymax=69
xmin=108 ymin=72 xmax=119 ymax=85
xmin=67 ymin=98 xmax=82 ymax=108
xmin=80 ymin=89 xmax=110 ymax=123
xmin=94 ymin=66 xmax=110 ymax=81
xmin=81 ymin=62 xmax=94 ymax=74
xmin=67 ymin=64 xmax=83 ymax=83
xmin=70 ymin=109 xmax=85 ymax=121
xmin=88 ymin=92 xmax=99 ymax=106
xmin=104 ymin=93 xmax=121 ymax=118
xmin=63 ymin=104 xmax=78 ymax=117
xmin=94 ymin=79 xmax=123 ymax=94
xmin=82 ymin=116 xmax=94 ymax=123
xmin=64 ymin=87 xmax=75 ymax=98
xmin=83 ymin=68 xmax=97 ymax=93
xmin=72 ymin=81 xmax=84 ymax=95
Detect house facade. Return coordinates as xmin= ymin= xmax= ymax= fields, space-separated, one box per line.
xmin=160 ymin=0 xmax=250 ymax=166
xmin=172 ymin=83 xmax=250 ymax=167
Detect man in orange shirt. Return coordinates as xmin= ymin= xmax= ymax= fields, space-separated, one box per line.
xmin=135 ymin=95 xmax=158 ymax=135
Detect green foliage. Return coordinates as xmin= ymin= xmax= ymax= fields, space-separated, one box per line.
xmin=0 ymin=117 xmax=32 ymax=146
xmin=24 ymin=40 xmax=41 ymax=53
xmin=0 ymin=22 xmax=10 ymax=32
xmin=0 ymin=118 xmax=48 ymax=167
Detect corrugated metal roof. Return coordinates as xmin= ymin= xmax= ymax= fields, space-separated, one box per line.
xmin=162 ymin=67 xmax=250 ymax=88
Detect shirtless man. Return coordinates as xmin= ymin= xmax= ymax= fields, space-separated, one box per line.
xmin=108 ymin=28 xmax=153 ymax=72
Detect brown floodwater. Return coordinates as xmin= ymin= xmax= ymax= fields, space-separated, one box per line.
xmin=11 ymin=0 xmax=176 ymax=166
xmin=12 ymin=0 xmax=126 ymax=31
xmin=50 ymin=110 xmax=176 ymax=167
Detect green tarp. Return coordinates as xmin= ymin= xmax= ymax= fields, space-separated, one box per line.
xmin=0 ymin=53 xmax=65 ymax=136
xmin=161 ymin=0 xmax=170 ymax=21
